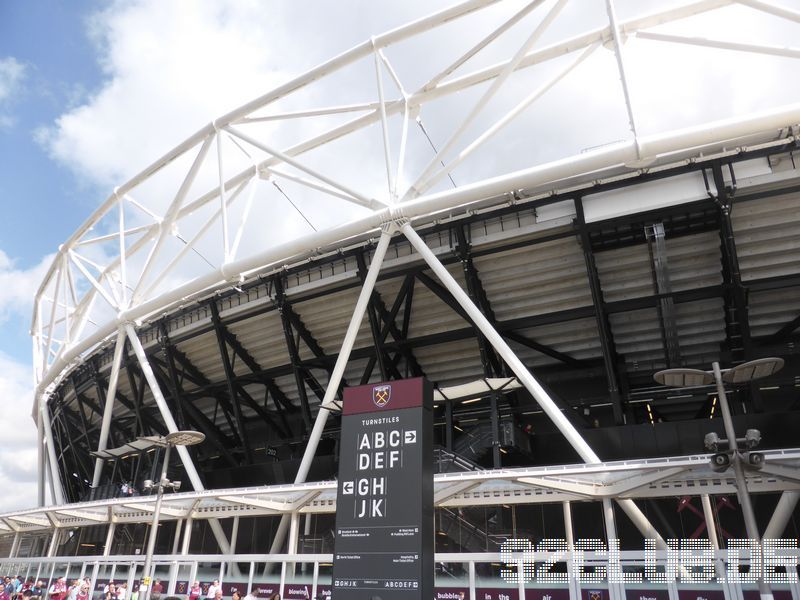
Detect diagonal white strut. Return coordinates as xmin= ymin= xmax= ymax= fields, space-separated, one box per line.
xmin=91 ymin=328 xmax=127 ymax=488
xmin=270 ymin=226 xmax=394 ymax=555
xmin=399 ymin=222 xmax=668 ymax=549
xmin=124 ymin=322 xmax=236 ymax=564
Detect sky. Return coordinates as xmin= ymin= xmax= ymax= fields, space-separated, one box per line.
xmin=0 ymin=0 xmax=798 ymax=512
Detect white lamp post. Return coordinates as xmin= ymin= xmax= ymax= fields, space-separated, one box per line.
xmin=141 ymin=430 xmax=206 ymax=600
xmin=654 ymin=358 xmax=783 ymax=600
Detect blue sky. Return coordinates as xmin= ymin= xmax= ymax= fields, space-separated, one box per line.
xmin=0 ymin=0 xmax=798 ymax=512
xmin=1 ymin=1 xmax=105 ymax=355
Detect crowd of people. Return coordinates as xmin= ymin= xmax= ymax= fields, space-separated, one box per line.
xmin=0 ymin=577 xmax=289 ymax=600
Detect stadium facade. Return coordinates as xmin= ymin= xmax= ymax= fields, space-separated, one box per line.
xmin=7 ymin=0 xmax=800 ymax=598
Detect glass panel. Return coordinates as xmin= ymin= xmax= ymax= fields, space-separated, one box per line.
xmin=220 ymin=561 xmax=248 ymax=599
xmin=284 ymin=561 xmax=315 ymax=599
xmin=196 ymin=562 xmax=223 ymax=599
xmin=316 ymin=560 xmax=333 ymax=599
xmin=172 ymin=562 xmax=195 ymax=596
xmin=435 ymin=561 xmax=469 ymax=599
xmin=150 ymin=562 xmax=171 ymax=598
xmin=249 ymin=562 xmax=280 ymax=599
xmin=476 ymin=561 xmax=520 ymax=599
xmin=113 ymin=563 xmax=133 ymax=600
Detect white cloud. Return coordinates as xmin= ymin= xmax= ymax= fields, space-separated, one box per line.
xmin=0 ymin=251 xmax=56 ymax=510
xmin=0 ymin=250 xmax=55 ymax=325
xmin=0 ymin=56 xmax=26 ymax=128
xmin=0 ymin=351 xmax=39 ymax=512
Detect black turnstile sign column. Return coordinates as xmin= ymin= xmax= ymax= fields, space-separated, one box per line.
xmin=332 ymin=377 xmax=433 ymax=599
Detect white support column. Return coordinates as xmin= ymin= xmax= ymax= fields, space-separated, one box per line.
xmin=103 ymin=522 xmax=116 ymax=557
xmin=168 ymin=520 xmax=183 ymax=595
xmin=92 ymin=328 xmax=127 ymax=488
xmin=310 ymin=562 xmax=318 ymax=600
xmin=46 ymin=528 xmax=59 ymax=558
xmin=702 ymin=494 xmax=732 ymax=600
xmin=401 ymin=222 xmax=669 ymax=549
xmin=603 ymin=499 xmax=624 ymax=600
xmin=180 ymin=518 xmax=193 ymax=555
xmin=40 ymin=395 xmax=66 ymax=505
xmin=563 ymin=502 xmax=580 ymax=600
xmin=124 ymin=322 xmax=235 ymax=565
xmin=269 ymin=227 xmax=394 ymax=556
xmin=763 ymin=491 xmax=800 ymax=539
xmin=37 ymin=406 xmax=45 ymax=507
xmin=9 ymin=532 xmax=19 ymax=558
xmin=228 ymin=517 xmax=240 ymax=580
xmin=469 ymin=560 xmax=476 ymax=600
xmin=287 ymin=512 xmax=300 ymax=580
xmin=604 ymin=0 xmax=641 ymax=154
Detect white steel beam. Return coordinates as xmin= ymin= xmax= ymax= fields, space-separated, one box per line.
xmin=123 ymin=322 xmax=233 ymax=558
xmin=91 ymin=328 xmax=127 ymax=488
xmin=269 ymin=227 xmax=394 ymax=555
xmin=400 ymin=222 xmax=669 ymax=549
xmin=636 ymin=31 xmax=800 ymax=60
xmin=39 ymin=396 xmax=66 ymax=505
xmin=404 ymin=0 xmax=568 ymax=200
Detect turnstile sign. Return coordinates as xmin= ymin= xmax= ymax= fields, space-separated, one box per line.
xmin=333 ymin=377 xmax=433 ymax=599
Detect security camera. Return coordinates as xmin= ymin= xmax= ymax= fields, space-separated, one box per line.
xmin=744 ymin=429 xmax=761 ymax=449
xmin=704 ymin=432 xmax=721 ymax=452
xmin=143 ymin=479 xmax=153 ymax=490
xmin=172 ymin=480 xmax=182 ymax=491
xmin=742 ymin=452 xmax=764 ymax=470
xmin=710 ymin=452 xmax=731 ymax=472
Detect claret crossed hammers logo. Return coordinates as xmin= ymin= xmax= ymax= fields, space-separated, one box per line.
xmin=372 ymin=384 xmax=391 ymax=407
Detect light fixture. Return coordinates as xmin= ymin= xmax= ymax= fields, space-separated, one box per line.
xmin=653 ymin=368 xmax=713 ymax=387
xmin=722 ymin=357 xmax=784 ymax=384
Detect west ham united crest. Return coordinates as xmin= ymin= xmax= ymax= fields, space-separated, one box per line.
xmin=372 ymin=384 xmax=391 ymax=407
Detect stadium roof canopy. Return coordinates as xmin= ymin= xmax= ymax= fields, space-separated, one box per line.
xmin=30 ymin=0 xmax=800 ymax=507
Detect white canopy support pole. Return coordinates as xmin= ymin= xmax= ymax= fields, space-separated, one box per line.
xmin=216 ymin=129 xmax=231 ymax=262
xmin=142 ymin=176 xmax=251 ymax=299
xmin=603 ymin=499 xmax=624 ymax=600
xmin=763 ymin=491 xmax=800 ymax=539
xmin=605 ymin=0 xmax=641 ymax=156
xmin=37 ymin=404 xmax=46 ymax=507
xmin=91 ymin=328 xmax=127 ymax=489
xmin=563 ymin=501 xmax=579 ymax=600
xmin=372 ymin=41 xmax=395 ymax=200
xmin=404 ymin=0 xmax=568 ymax=200
xmin=131 ymin=134 xmax=215 ymax=303
xmin=635 ymin=31 xmax=800 ymax=60
xmin=225 ymin=125 xmax=383 ymax=209
xmin=419 ymin=42 xmax=599 ymax=194
xmin=400 ymin=222 xmax=668 ymax=549
xmin=737 ymin=0 xmax=800 ymax=24
xmin=702 ymin=494 xmax=732 ymax=600
xmin=421 ymin=0 xmax=545 ymax=92
xmin=269 ymin=226 xmax=394 ymax=556
xmin=103 ymin=522 xmax=116 ymax=556
xmin=40 ymin=395 xmax=66 ymax=505
xmin=124 ymin=322 xmax=235 ymax=565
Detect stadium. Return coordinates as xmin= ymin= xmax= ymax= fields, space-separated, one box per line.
xmin=4 ymin=0 xmax=800 ymax=598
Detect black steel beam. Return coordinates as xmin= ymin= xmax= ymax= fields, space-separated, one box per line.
xmin=575 ymin=197 xmax=625 ymax=425
xmin=210 ymin=302 xmax=254 ymax=464
xmin=150 ymin=357 xmax=239 ymax=468
xmin=503 ymin=331 xmax=589 ymax=369
xmin=762 ymin=313 xmax=800 ymax=344
xmin=274 ymin=277 xmax=314 ymax=430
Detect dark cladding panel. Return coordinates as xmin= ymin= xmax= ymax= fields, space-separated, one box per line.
xmin=333 ymin=377 xmax=433 ymax=599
